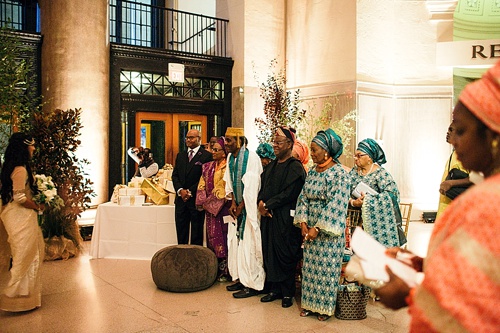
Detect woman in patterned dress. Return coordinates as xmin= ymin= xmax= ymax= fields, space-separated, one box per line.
xmin=294 ymin=128 xmax=350 ymax=321
xmin=196 ymin=137 xmax=231 ymax=281
xmin=348 ymin=138 xmax=406 ymax=248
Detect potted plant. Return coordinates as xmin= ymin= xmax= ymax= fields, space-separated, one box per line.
xmin=26 ymin=108 xmax=95 ymax=260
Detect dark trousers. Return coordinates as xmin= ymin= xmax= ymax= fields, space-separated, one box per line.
xmin=268 ymin=273 xmax=297 ymax=298
xmin=175 ymin=204 xmax=204 ymax=245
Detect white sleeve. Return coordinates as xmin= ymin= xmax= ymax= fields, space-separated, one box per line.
xmin=12 ymin=167 xmax=28 ymax=204
xmin=223 ymin=154 xmax=233 ymax=199
xmin=127 ymin=148 xmax=141 ymax=164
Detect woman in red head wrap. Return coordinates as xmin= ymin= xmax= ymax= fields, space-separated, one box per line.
xmin=376 ymin=61 xmax=500 ymax=333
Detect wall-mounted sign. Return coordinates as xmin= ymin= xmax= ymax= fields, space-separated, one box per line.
xmin=437 ymin=39 xmax=500 ymax=67
xmin=169 ymin=63 xmax=185 ymax=82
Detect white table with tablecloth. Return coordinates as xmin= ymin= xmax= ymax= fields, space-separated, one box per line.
xmin=90 ymin=202 xmax=177 ymax=260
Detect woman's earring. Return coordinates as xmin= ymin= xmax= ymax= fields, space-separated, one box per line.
xmin=492 ymin=139 xmax=499 ymax=158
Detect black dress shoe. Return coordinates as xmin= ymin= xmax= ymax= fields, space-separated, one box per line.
xmin=226 ymin=282 xmax=244 ymax=291
xmin=282 ymin=297 xmax=293 ymax=308
xmin=233 ymin=287 xmax=259 ymax=298
xmin=260 ymin=292 xmax=283 ymax=303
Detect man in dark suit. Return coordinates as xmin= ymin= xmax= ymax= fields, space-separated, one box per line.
xmin=172 ymin=129 xmax=213 ymax=245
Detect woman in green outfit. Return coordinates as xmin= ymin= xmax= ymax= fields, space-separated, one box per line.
xmin=294 ymin=128 xmax=350 ymax=321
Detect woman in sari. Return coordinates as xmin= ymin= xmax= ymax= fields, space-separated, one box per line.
xmin=0 ymin=133 xmax=45 ymax=312
xmin=376 ymin=61 xmax=500 ymax=333
xmin=348 ymin=139 xmax=406 ymax=247
xmin=196 ymin=137 xmax=231 ymax=281
xmin=294 ymin=128 xmax=350 ymax=321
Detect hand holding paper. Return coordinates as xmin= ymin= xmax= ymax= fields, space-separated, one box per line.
xmin=346 ymin=227 xmax=423 ymax=288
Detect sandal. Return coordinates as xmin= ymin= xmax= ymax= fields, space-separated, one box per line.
xmin=317 ymin=314 xmax=331 ymax=321
xmin=300 ymin=309 xmax=313 ymax=317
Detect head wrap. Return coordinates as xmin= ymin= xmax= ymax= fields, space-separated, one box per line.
xmin=293 ymin=139 xmax=309 ymax=166
xmin=357 ymin=138 xmax=387 ymax=165
xmin=312 ymin=128 xmax=343 ymax=163
xmin=459 ymin=61 xmax=500 ymax=134
xmin=276 ymin=126 xmax=296 ymax=143
xmin=217 ymin=136 xmax=226 ymax=154
xmin=225 ymin=127 xmax=244 ymax=148
xmin=256 ymin=142 xmax=275 ymax=160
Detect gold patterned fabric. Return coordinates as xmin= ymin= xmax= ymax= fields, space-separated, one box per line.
xmin=0 ymin=167 xmax=45 ymax=312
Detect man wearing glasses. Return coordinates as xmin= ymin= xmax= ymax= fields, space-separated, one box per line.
xmin=172 ymin=129 xmax=213 ymax=245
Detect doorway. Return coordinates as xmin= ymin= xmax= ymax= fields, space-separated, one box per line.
xmin=134 ymin=112 xmax=208 ymax=169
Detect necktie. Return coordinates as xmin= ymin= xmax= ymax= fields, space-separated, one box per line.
xmin=188 ymin=149 xmax=194 ymax=162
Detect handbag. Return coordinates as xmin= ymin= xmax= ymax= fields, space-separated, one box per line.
xmin=444 ymin=168 xmax=470 ymax=200
xmin=203 ymin=194 xmax=225 ymax=216
xmin=335 ymin=282 xmax=371 ymax=320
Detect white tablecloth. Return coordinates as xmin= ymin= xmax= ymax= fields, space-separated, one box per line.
xmin=90 ymin=202 xmax=177 ymax=260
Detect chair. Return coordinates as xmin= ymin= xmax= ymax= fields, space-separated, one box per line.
xmin=345 ymin=209 xmax=363 ymax=248
xmin=347 ymin=207 xmax=362 ymax=224
xmin=399 ymin=202 xmax=413 ymax=239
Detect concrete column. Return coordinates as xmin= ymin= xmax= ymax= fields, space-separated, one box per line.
xmin=217 ymin=0 xmax=285 ymax=149
xmin=39 ymin=0 xmax=109 ymax=204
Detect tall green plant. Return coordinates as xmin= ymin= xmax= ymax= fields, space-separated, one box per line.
xmin=29 ymin=108 xmax=95 ymax=246
xmin=297 ymin=95 xmax=357 ymax=165
xmin=254 ymin=59 xmax=306 ymax=143
xmin=0 ymin=27 xmax=41 ymax=152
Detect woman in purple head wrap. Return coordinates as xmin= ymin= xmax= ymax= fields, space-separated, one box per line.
xmin=196 ymin=136 xmax=231 ymax=281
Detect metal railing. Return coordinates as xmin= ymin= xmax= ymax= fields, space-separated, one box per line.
xmin=110 ymin=0 xmax=229 ymax=58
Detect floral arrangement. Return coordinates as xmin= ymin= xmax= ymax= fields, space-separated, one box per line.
xmin=33 ymin=174 xmax=64 ymax=211
xmin=296 ymin=94 xmax=357 ymax=167
xmin=254 ymin=59 xmax=306 ymax=143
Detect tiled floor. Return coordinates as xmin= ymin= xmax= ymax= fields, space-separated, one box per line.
xmin=0 ymin=221 xmax=434 ymax=333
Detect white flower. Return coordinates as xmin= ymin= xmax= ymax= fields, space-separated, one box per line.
xmin=33 ymin=174 xmax=63 ymax=210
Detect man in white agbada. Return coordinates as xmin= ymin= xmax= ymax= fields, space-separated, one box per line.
xmin=223 ymin=127 xmax=265 ymax=298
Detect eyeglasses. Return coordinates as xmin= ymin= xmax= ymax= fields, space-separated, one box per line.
xmin=272 ymin=140 xmax=290 ymax=146
xmin=353 ymin=153 xmax=368 ymax=159
xmin=212 ymin=148 xmax=224 ymax=152
xmin=185 ymin=136 xmax=199 ymax=140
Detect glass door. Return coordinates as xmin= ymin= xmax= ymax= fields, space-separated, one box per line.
xmin=172 ymin=114 xmax=208 ymax=159
xmin=135 ymin=112 xmax=173 ymax=168
xmin=134 ymin=112 xmax=207 ymax=168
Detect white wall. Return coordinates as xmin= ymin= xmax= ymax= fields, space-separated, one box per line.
xmin=356 ymin=0 xmax=456 ymax=216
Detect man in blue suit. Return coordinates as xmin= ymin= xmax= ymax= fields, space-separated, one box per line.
xmin=172 ymin=129 xmax=213 ymax=245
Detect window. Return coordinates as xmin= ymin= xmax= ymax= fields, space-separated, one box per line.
xmin=0 ymin=0 xmax=40 ymax=32
xmin=120 ymin=70 xmax=224 ymax=100
xmin=110 ymin=0 xmax=164 ymax=48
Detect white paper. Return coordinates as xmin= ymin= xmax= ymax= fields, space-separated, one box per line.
xmin=223 ymin=215 xmax=235 ymax=224
xmin=350 ymin=227 xmax=419 ymax=287
xmin=352 ymin=181 xmax=378 ymax=198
